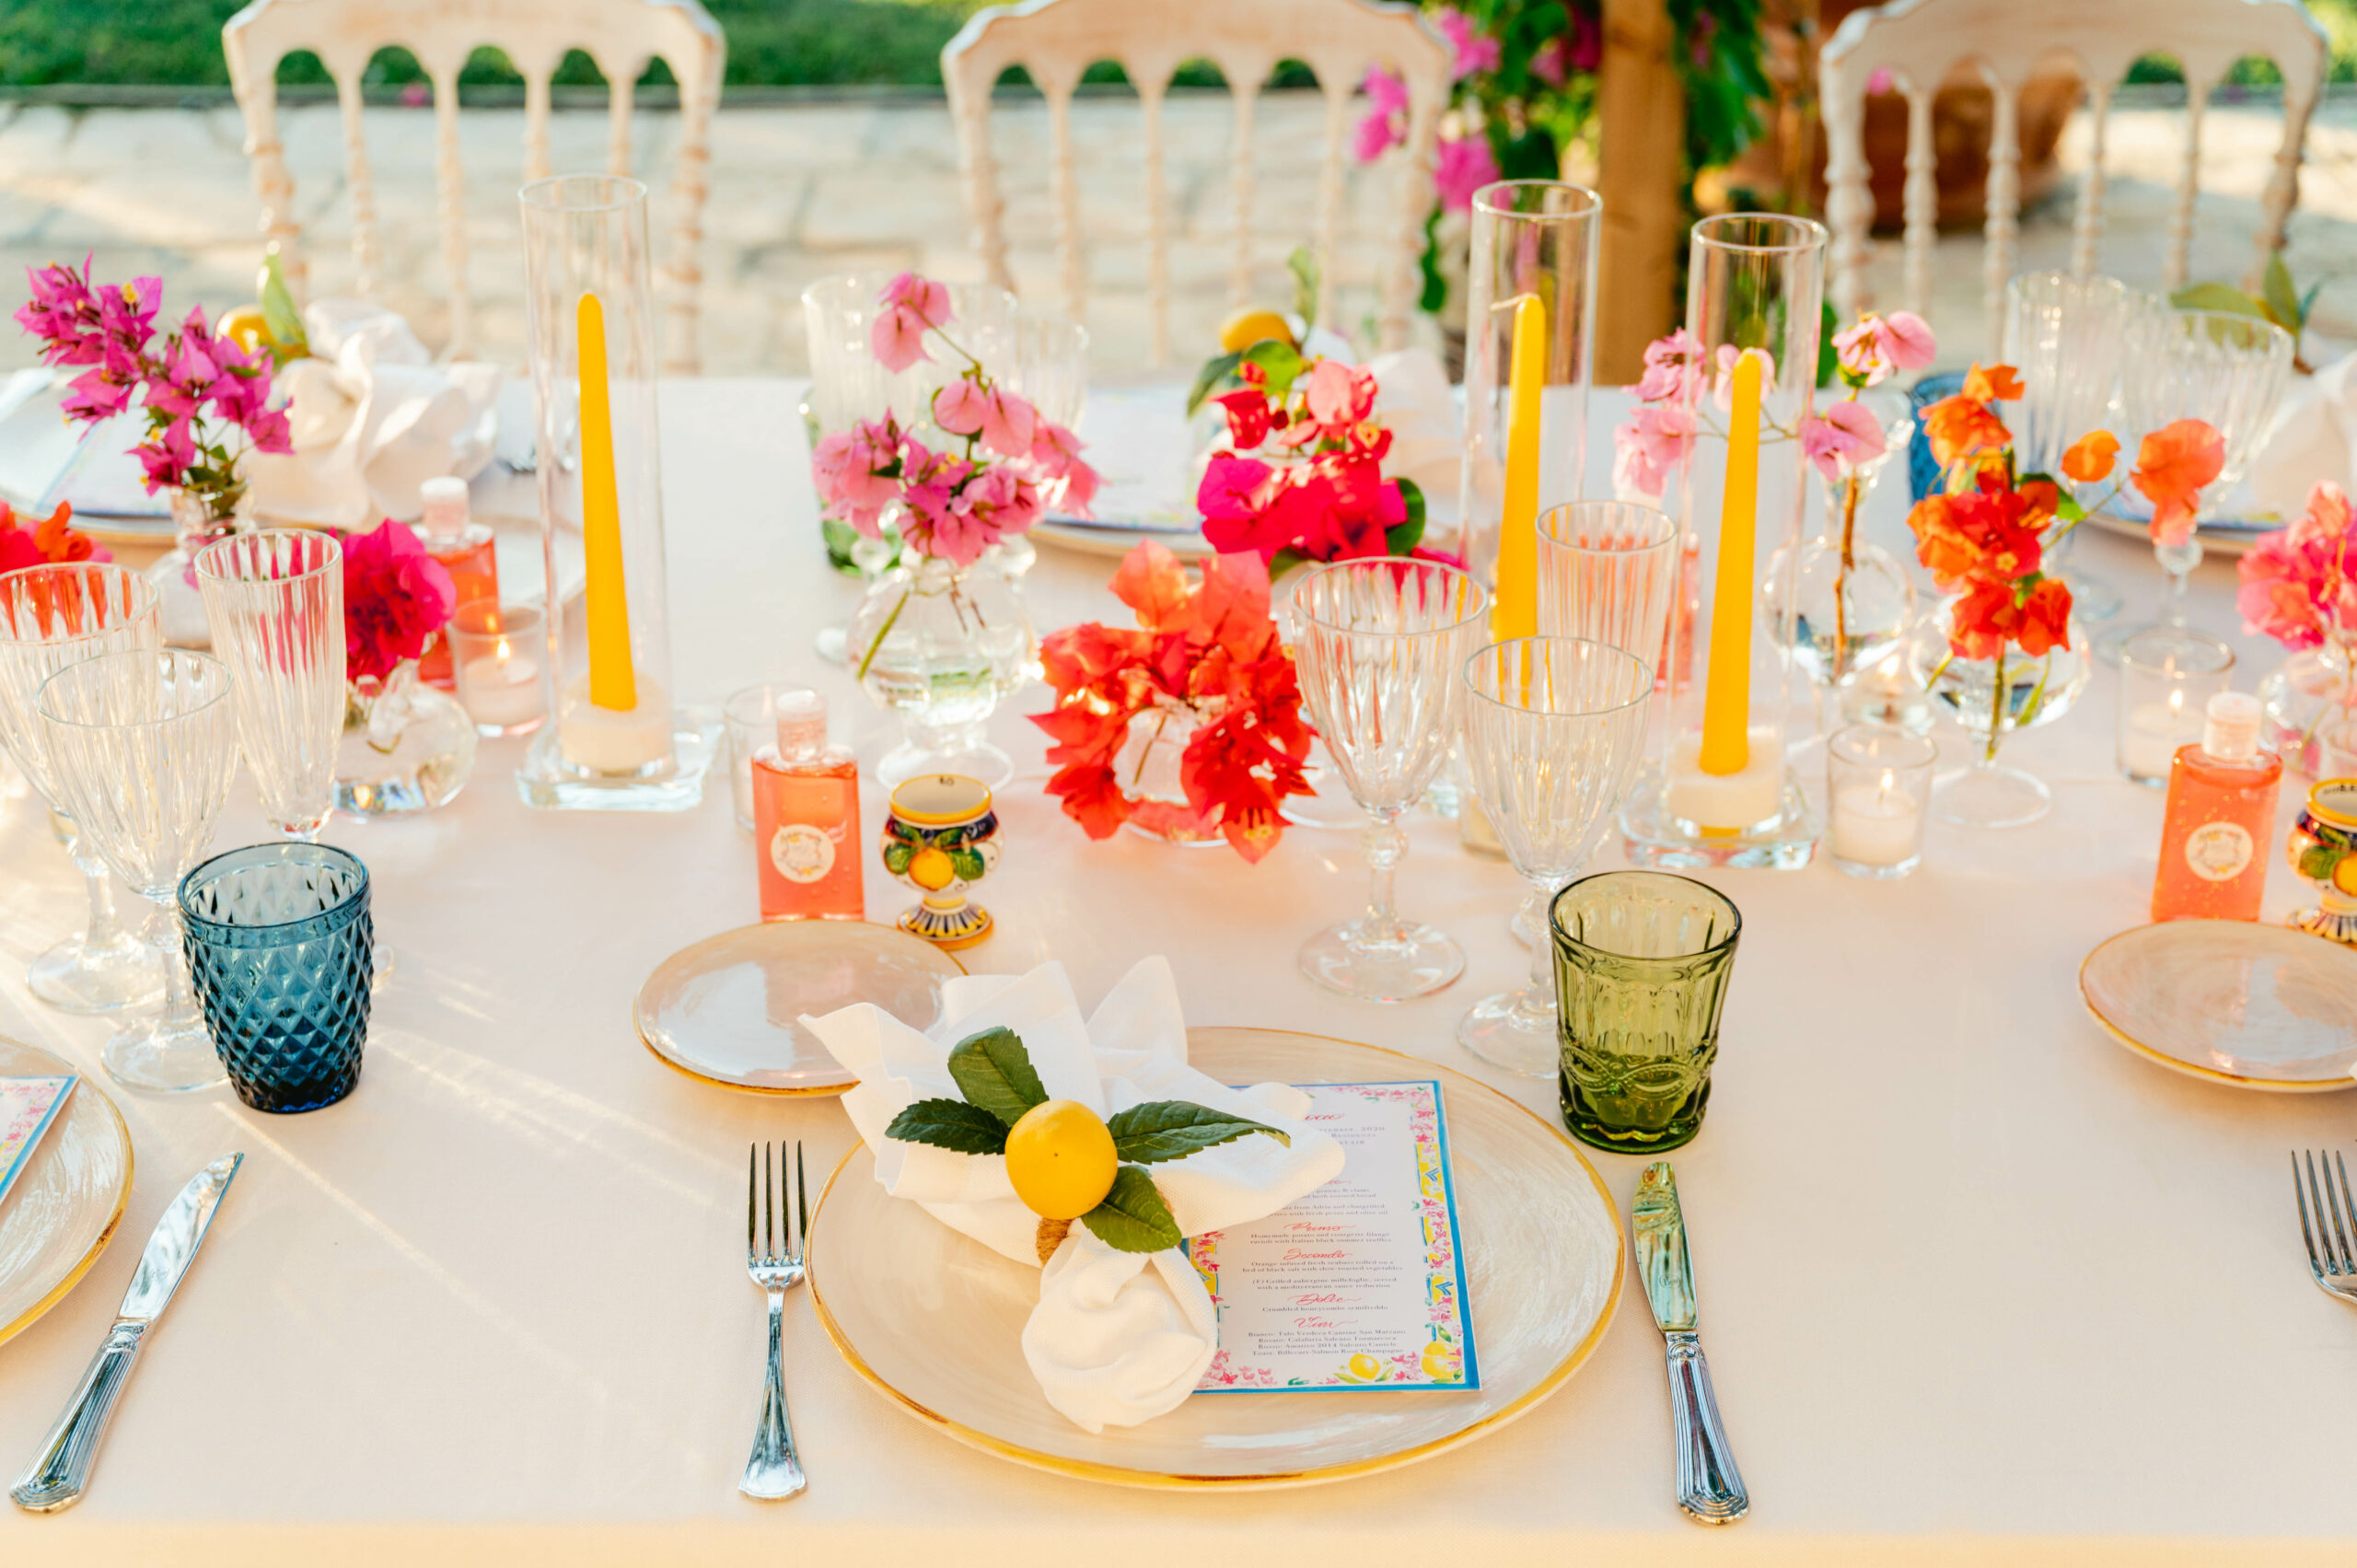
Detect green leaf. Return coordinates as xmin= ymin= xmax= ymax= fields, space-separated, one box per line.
xmin=885 ymin=1098 xmax=1009 ymax=1156
xmin=2055 ymin=494 xmax=2086 ymax=523
xmin=1417 ymin=208 xmax=1446 ymax=316
xmin=1106 ymin=1100 xmax=1292 ymax=1164
xmin=946 ymin=846 xmax=986 ymax=881
xmin=1241 ymin=338 xmax=1306 ymax=402
xmin=1385 ymin=476 xmax=1426 ymax=557
xmin=1817 ymin=298 xmax=1840 ymax=388
xmin=1079 ymin=1165 xmax=1182 ymax=1252
xmin=1286 ymin=246 xmax=1320 ymax=327
xmin=2168 ymin=282 xmax=2268 ymax=321
xmin=2300 ymin=279 xmax=2327 ymax=330
xmin=881 ymin=841 xmax=914 ymax=877
xmin=1185 ymin=350 xmax=1244 ymax=418
xmin=2263 ymin=252 xmax=2302 ymax=337
xmin=259 ymin=252 xmax=308 ymax=364
xmin=2299 ymin=843 xmax=2342 ymax=883
xmin=946 ymin=1027 xmax=1047 ymax=1127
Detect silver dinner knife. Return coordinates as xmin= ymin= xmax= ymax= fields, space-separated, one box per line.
xmin=1631 ymin=1160 xmax=1748 ymax=1524
xmin=11 ymin=1153 xmax=244 ymax=1514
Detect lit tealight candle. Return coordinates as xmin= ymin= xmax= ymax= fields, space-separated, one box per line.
xmin=2120 ymin=694 xmax=2196 ymax=783
xmin=458 ymin=634 xmax=544 ymax=729
xmin=1829 ymin=772 xmax=1924 ymax=868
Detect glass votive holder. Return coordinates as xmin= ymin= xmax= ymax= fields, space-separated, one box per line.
xmin=1826 ymin=725 xmax=1936 ymax=878
xmin=724 ymin=682 xmax=819 ymax=833
xmin=2118 ymin=628 xmax=2233 ymax=787
xmin=447 ymin=600 xmax=549 ymax=738
xmin=180 ymin=842 xmax=374 ymax=1114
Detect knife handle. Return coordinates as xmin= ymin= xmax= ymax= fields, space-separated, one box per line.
xmin=10 ymin=1319 xmax=148 ymax=1513
xmin=1664 ymin=1330 xmax=1747 ymax=1525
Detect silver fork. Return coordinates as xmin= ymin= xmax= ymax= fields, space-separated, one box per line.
xmin=740 ymin=1141 xmax=808 ymax=1500
xmin=2292 ymin=1149 xmax=2357 ymax=1307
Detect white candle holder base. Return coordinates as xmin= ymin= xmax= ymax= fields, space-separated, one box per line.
xmin=1618 ymin=761 xmax=1821 ymax=870
xmin=516 ymin=714 xmax=720 ymax=812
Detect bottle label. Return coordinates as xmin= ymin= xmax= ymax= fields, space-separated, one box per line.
xmin=770 ymin=823 xmax=838 ymax=884
xmin=2184 ymin=821 xmax=2255 ymax=883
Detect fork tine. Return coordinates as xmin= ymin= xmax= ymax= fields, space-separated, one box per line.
xmin=2329 ymin=1152 xmax=2357 ymax=1274
xmin=2310 ymin=1150 xmax=2347 ymax=1273
xmin=747 ymin=1143 xmax=757 ymax=1262
xmin=2297 ymin=1151 xmax=2324 ymax=1274
xmin=795 ymin=1141 xmax=809 ymax=1261
xmin=2336 ymin=1154 xmax=2357 ymax=1272
xmin=766 ymin=1142 xmax=779 ymax=1262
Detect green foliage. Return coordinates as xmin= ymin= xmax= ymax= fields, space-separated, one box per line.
xmin=1079 ymin=1165 xmax=1183 ymax=1253
xmin=258 ymin=253 xmax=306 ymax=366
xmin=885 ymin=1098 xmax=1011 ymax=1156
xmin=2172 ymin=252 xmax=2328 ymax=366
xmin=1286 ymin=246 xmax=1319 ymax=326
xmin=944 ymin=1027 xmax=1048 ymax=1128
xmin=1104 ymin=1101 xmax=1290 ymax=1165
xmin=1386 ymin=478 xmax=1427 ymax=558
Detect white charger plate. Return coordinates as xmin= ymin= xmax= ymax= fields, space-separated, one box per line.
xmin=0 ymin=1038 xmax=134 ymax=1346
xmin=2080 ymin=921 xmax=2357 ymax=1090
xmin=806 ymin=1026 xmax=1624 ymax=1488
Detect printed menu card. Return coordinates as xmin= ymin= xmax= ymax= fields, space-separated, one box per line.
xmin=1189 ymin=1080 xmax=1478 ymax=1392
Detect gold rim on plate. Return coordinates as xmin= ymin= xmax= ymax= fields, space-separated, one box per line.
xmin=2079 ymin=923 xmax=2357 ymax=1094
xmin=0 ymin=1039 xmax=134 ymax=1346
xmin=805 ymin=1027 xmax=1625 ymax=1489
xmin=633 ymin=920 xmax=966 ymax=1097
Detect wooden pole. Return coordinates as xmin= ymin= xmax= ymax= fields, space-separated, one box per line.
xmin=1597 ymin=0 xmax=1687 ymax=384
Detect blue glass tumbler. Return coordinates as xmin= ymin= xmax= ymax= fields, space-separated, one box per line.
xmin=1906 ymin=370 xmax=1968 ymax=502
xmin=179 ymin=843 xmax=374 ymax=1112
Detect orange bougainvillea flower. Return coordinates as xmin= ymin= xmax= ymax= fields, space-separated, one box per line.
xmin=2130 ymin=419 xmax=2227 ymax=547
xmin=2061 ymin=430 xmax=2119 ymax=483
xmin=1960 ymin=362 xmax=2026 ymax=404
xmin=1922 ymin=393 xmax=2011 ymax=468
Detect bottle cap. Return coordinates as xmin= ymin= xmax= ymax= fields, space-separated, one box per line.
xmin=774 ymin=689 xmax=827 ymax=758
xmin=2201 ymin=691 xmax=2262 ymax=762
xmin=419 ymin=476 xmax=470 ymax=540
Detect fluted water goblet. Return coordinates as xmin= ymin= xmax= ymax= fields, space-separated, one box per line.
xmin=37 ymin=649 xmax=238 ymax=1093
xmin=1459 ymin=637 xmax=1653 ymax=1075
xmin=2001 ymin=270 xmax=2135 ymax=623
xmin=1290 ymin=558 xmax=1488 ymax=1002
xmin=0 ymin=563 xmax=166 ymax=1012
xmin=194 ymin=529 xmax=344 ymax=841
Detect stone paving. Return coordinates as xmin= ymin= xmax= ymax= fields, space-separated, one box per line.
xmin=2 ymin=89 xmax=2356 ymax=377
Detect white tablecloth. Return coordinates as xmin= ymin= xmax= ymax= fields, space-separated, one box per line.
xmin=0 ymin=380 xmax=2351 ymax=1565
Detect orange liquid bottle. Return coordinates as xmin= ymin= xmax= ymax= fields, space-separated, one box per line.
xmin=2152 ymin=691 xmax=2282 ymax=922
xmin=752 ymin=691 xmax=865 ymax=920
xmin=418 ymin=476 xmax=498 ymax=689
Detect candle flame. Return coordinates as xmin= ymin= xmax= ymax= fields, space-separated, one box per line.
xmin=494 ymin=636 xmax=512 ymax=662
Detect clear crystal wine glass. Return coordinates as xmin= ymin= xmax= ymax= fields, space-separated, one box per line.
xmin=2097 ymin=305 xmax=2293 ymax=663
xmin=194 ymin=529 xmax=345 ymax=841
xmin=37 ymin=649 xmax=238 ymax=1093
xmin=1459 ymin=637 xmax=1654 ymax=1075
xmin=1289 ymin=558 xmax=1489 ymax=1002
xmin=2000 ymin=271 xmax=2135 ymax=624
xmin=0 ymin=563 xmax=166 ymax=1012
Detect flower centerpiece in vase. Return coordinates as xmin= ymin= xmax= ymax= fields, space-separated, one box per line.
xmin=2243 ymin=481 xmax=2357 ymax=776
xmin=813 ymin=273 xmax=1097 ymax=790
xmin=1032 ymin=540 xmax=1316 ymax=855
xmin=16 ymin=259 xmax=294 ymax=645
xmin=334 ymin=519 xmax=474 ymax=816
xmin=1903 ymin=363 xmax=2223 ymax=826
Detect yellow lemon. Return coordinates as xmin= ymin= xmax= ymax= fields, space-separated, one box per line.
xmin=218 ymin=304 xmax=272 ymax=357
xmin=1004 ymin=1098 xmax=1118 ymax=1220
xmin=907 ymin=844 xmax=957 ymax=891
xmin=1218 ymin=308 xmax=1295 ymax=354
xmin=2336 ymin=854 xmax=2357 ymax=897
xmin=1346 ymin=1352 xmax=1383 ymax=1381
xmin=1420 ymin=1342 xmax=1457 ymax=1380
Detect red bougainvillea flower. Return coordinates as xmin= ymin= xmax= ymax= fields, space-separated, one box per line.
xmin=1032 ymin=541 xmax=1314 ymax=861
xmin=1948 ymin=574 xmax=2073 ymax=661
xmin=342 ymin=518 xmax=457 ymax=682
xmin=2061 ymin=430 xmax=2119 ymax=484
xmin=0 ymin=499 xmax=110 ymax=570
xmin=2130 ymin=419 xmax=2227 ymax=547
xmin=1907 ymin=470 xmax=2046 ymax=592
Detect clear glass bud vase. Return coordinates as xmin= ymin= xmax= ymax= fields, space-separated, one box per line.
xmin=336 ymin=659 xmax=478 ymax=816
xmin=849 ymin=552 xmax=1029 ymax=788
xmin=1763 ymin=399 xmax=1917 ymax=718
xmin=1907 ymin=607 xmax=2091 ymax=828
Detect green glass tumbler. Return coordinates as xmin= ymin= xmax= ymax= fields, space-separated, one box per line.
xmin=1551 ymin=870 xmax=1741 ymax=1152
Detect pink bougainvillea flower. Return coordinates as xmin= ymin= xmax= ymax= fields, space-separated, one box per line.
xmin=2130 ymin=418 xmax=2227 ymax=547
xmin=1832 ymin=309 xmax=1936 ymax=385
xmin=1531 ymin=36 xmax=1570 ymax=87
xmin=811 ymin=413 xmax=905 ymax=535
xmin=1610 ymin=401 xmax=1698 ymax=500
xmin=342 ymin=518 xmax=458 ymax=682
xmin=1433 ymin=133 xmax=1499 ymax=215
xmin=869 ymin=272 xmax=950 ymax=373
xmin=1800 ymin=399 xmax=1887 ymax=481
xmin=1434 ymin=6 xmax=1501 ymax=79
xmin=1353 ymin=107 xmax=1402 ymax=164
xmin=933 ymin=376 xmax=1039 ymax=459
xmin=1213 ymin=388 xmax=1274 ymax=449
xmin=1633 ymin=327 xmax=1706 ymax=403
xmin=2238 ymin=480 xmax=2357 ymax=653
xmin=1712 ymin=344 xmax=1776 ymax=408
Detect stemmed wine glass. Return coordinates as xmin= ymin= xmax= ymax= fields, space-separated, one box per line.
xmin=2000 ymin=271 xmax=2135 ymax=624
xmin=2096 ymin=306 xmax=2293 ymax=663
xmin=1289 ymin=558 xmax=1488 ymax=1002
xmin=1458 ymin=637 xmax=1654 ymax=1075
xmin=0 ymin=563 xmax=167 ymax=1012
xmin=37 ymin=649 xmax=238 ymax=1093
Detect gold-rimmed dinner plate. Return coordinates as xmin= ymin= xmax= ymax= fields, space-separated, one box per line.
xmin=806 ymin=1026 xmax=1624 ymax=1488
xmin=2081 ymin=921 xmax=2357 ymax=1091
xmin=0 ymin=1037 xmax=134 ymax=1347
xmin=633 ymin=920 xmax=963 ymax=1095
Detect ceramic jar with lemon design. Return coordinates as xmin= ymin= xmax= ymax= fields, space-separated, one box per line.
xmin=881 ymin=773 xmax=1001 ymax=948
xmin=2287 ymin=779 xmax=2357 ymax=946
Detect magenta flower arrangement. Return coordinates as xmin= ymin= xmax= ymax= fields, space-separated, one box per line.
xmin=342 ymin=519 xmax=457 ymax=684
xmin=2241 ymin=482 xmax=2357 ymax=657
xmin=808 ymin=272 xmax=1098 ymax=570
xmin=16 ymin=257 xmax=293 ymax=524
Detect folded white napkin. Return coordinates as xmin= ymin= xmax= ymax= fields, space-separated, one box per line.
xmin=1368 ymin=346 xmax=1463 ymax=503
xmin=246 ymin=299 xmax=501 ymax=528
xmin=2247 ymin=353 xmax=2354 ymax=521
xmin=804 ymin=957 xmax=1345 ymax=1432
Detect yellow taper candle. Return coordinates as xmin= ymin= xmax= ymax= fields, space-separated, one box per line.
xmin=1697 ymin=348 xmax=1762 ymax=776
xmin=575 ymin=291 xmax=636 ymax=713
xmin=1492 ymin=293 xmax=1546 ymax=640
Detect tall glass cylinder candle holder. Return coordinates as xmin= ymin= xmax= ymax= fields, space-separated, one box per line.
xmin=1457 ymin=182 xmax=1600 ymax=625
xmin=1620 ymin=214 xmax=1828 ymax=870
xmin=517 ymin=175 xmax=714 ymax=811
